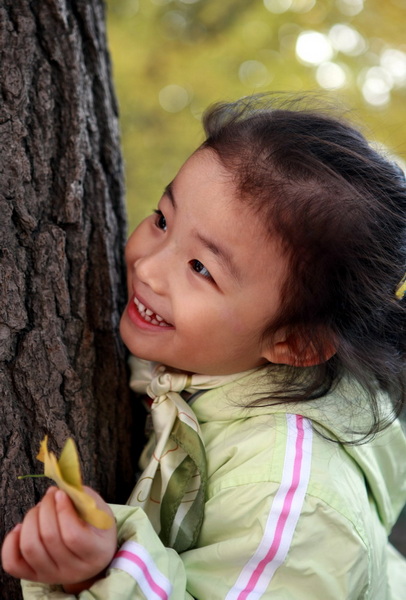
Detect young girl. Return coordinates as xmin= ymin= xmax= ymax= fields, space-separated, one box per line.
xmin=3 ymin=94 xmax=406 ymax=599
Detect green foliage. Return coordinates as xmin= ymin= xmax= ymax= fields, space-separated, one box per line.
xmin=106 ymin=0 xmax=406 ymax=231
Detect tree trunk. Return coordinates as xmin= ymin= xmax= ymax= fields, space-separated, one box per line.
xmin=0 ymin=1 xmax=139 ymax=596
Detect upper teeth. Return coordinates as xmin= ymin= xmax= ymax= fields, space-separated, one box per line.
xmin=134 ymin=297 xmax=169 ymax=326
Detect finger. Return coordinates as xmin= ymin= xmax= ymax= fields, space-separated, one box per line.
xmin=54 ymin=490 xmax=95 ymax=556
xmin=1 ymin=524 xmax=37 ymax=581
xmin=55 ymin=490 xmax=116 ymax=570
xmin=19 ymin=502 xmax=58 ymax=576
xmin=38 ymin=487 xmax=76 ymax=566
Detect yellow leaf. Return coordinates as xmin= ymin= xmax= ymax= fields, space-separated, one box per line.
xmin=395 ymin=274 xmax=406 ymax=300
xmin=58 ymin=438 xmax=82 ymax=488
xmin=37 ymin=436 xmax=114 ymax=530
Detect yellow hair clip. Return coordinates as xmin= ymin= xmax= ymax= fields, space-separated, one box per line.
xmin=395 ymin=274 xmax=406 ymax=300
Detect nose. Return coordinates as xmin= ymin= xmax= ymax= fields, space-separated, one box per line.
xmin=134 ymin=247 xmax=169 ymax=295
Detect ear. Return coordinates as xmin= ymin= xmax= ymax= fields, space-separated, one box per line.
xmin=261 ymin=327 xmax=336 ymax=367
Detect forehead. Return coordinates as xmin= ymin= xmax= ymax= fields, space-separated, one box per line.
xmin=174 ymin=149 xmax=260 ymax=236
xmin=172 ymin=149 xmax=286 ymax=285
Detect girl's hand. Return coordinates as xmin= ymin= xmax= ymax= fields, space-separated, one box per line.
xmin=1 ymin=486 xmax=117 ymax=590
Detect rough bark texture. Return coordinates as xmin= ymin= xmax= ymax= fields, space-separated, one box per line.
xmin=0 ymin=1 xmax=140 ymax=596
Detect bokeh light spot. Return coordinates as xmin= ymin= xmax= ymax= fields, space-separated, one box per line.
xmin=263 ymin=0 xmax=292 ymax=14
xmin=159 ymin=85 xmax=190 ymax=112
xmin=161 ymin=11 xmax=188 ymax=39
xmin=290 ymin=0 xmax=316 ymax=13
xmin=296 ymin=31 xmax=333 ymax=65
xmin=360 ymin=67 xmax=393 ymax=106
xmin=238 ymin=60 xmax=271 ymax=87
xmin=336 ymin=0 xmax=364 ymax=16
xmin=329 ymin=24 xmax=367 ymax=56
xmin=316 ymin=61 xmax=347 ymax=89
xmin=380 ymin=48 xmax=406 ymax=87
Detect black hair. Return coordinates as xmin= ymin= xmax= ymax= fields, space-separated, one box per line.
xmin=202 ymin=93 xmax=406 ymax=440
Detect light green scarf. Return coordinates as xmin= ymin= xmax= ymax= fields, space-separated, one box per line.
xmin=127 ymin=356 xmax=256 ymax=552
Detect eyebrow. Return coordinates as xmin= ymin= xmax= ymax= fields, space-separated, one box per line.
xmin=164 ymin=182 xmax=176 ymax=208
xmin=163 ymin=182 xmax=241 ymax=283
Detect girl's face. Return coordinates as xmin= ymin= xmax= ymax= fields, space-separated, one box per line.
xmin=120 ymin=149 xmax=287 ymax=375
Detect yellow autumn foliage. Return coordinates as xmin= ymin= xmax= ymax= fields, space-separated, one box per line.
xmin=37 ymin=436 xmax=114 ymax=530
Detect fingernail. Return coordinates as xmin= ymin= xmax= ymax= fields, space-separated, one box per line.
xmin=55 ymin=489 xmax=66 ymax=504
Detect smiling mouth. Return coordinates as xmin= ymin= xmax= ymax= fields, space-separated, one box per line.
xmin=133 ymin=296 xmax=173 ymax=327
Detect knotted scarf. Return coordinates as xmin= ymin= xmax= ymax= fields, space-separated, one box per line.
xmin=126 ymin=356 xmax=255 ymax=552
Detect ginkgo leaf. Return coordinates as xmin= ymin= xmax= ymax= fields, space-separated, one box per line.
xmin=36 ymin=436 xmax=114 ymax=530
xmin=395 ymin=274 xmax=406 ymax=300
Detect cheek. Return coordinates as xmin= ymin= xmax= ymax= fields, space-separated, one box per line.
xmin=216 ymin=304 xmax=249 ymax=336
xmin=125 ymin=224 xmax=149 ymax=264
xmin=226 ymin=303 xmax=267 ymax=344
xmin=125 ymin=232 xmax=138 ymax=265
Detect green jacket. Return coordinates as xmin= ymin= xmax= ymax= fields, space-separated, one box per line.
xmin=22 ymin=370 xmax=406 ymax=599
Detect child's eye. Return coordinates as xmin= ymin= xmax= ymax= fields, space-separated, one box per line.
xmin=154 ymin=209 xmax=167 ymax=231
xmin=190 ymin=259 xmax=213 ymax=281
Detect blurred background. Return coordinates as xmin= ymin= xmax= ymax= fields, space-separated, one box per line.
xmin=106 ymin=0 xmax=406 ymax=231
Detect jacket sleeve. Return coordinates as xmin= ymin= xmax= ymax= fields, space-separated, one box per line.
xmin=21 ymin=504 xmax=194 ymax=600
xmin=21 ymin=482 xmax=370 ymax=600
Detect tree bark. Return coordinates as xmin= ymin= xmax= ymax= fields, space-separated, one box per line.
xmin=0 ymin=1 xmax=139 ymax=596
